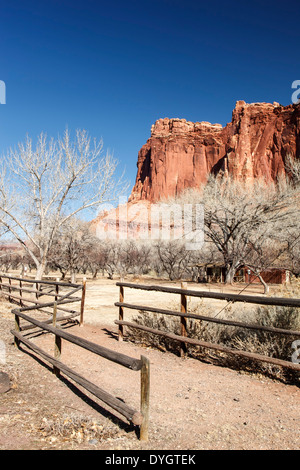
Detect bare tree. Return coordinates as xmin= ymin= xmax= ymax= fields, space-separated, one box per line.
xmin=155 ymin=240 xmax=195 ymax=281
xmin=48 ymin=218 xmax=97 ymax=282
xmin=286 ymin=231 xmax=300 ymax=275
xmin=102 ymin=242 xmax=121 ymax=280
xmin=117 ymin=240 xmax=153 ymax=276
xmin=174 ymin=174 xmax=299 ymax=285
xmin=282 ymin=155 xmax=300 ymax=276
xmin=0 ymin=129 xmax=125 ymax=279
xmin=94 ymin=240 xmax=153 ymax=280
xmin=285 ymin=154 xmax=300 ymax=187
xmin=84 ymin=240 xmax=109 ymax=279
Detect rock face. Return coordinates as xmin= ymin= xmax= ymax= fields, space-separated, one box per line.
xmin=129 ymin=101 xmax=300 ymax=203
xmin=91 ymin=100 xmax=300 ymax=239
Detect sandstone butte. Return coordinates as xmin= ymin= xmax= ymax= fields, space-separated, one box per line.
xmin=129 ymin=100 xmax=300 ymax=203
xmin=91 ymin=100 xmax=300 ymax=238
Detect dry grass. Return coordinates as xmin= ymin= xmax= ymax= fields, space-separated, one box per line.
xmin=38 ymin=413 xmax=125 ymax=445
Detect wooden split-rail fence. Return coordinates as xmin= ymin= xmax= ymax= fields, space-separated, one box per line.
xmin=115 ymin=281 xmax=300 ymax=373
xmin=0 ymin=274 xmax=87 ymax=327
xmin=3 ymin=274 xmax=150 ymax=441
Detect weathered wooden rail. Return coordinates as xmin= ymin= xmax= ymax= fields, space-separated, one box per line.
xmin=0 ymin=274 xmax=86 ymax=326
xmin=115 ymin=281 xmax=300 ymax=372
xmin=7 ymin=276 xmax=150 ymax=441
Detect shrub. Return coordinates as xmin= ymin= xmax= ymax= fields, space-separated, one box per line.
xmin=228 ymin=304 xmax=300 ymax=382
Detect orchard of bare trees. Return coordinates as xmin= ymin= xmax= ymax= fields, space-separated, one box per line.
xmin=170 ymin=157 xmax=300 ymax=288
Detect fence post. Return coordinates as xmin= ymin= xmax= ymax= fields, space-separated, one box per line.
xmin=55 ymin=278 xmax=60 ymax=302
xmin=180 ymin=282 xmax=187 ymax=357
xmin=52 ymin=302 xmax=61 ymax=377
xmin=53 ymin=301 xmax=57 ymax=327
xmin=8 ymin=275 xmax=12 ymax=303
xmin=80 ymin=277 xmax=86 ymax=327
xmin=19 ymin=280 xmax=23 ymax=307
xmin=14 ymin=313 xmax=20 ymax=349
xmin=36 ymin=281 xmax=40 ymax=301
xmin=118 ymin=281 xmax=124 ymax=341
xmin=140 ymin=355 xmax=150 ymax=441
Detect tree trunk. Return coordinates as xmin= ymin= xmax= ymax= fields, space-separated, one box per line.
xmin=247 ymin=268 xmax=270 ymax=295
xmin=71 ymin=270 xmax=76 ymax=284
xmin=35 ymin=262 xmax=46 ymax=280
xmin=258 ymin=274 xmax=269 ymax=294
xmin=225 ymin=264 xmax=236 ymax=284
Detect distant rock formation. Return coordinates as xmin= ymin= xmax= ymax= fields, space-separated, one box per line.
xmin=129 ymin=101 xmax=300 ymax=203
xmin=91 ymin=100 xmax=300 ymax=239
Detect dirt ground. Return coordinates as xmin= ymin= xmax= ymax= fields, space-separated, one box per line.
xmin=0 ymin=275 xmax=299 ymax=451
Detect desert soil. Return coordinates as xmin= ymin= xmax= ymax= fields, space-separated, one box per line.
xmin=0 ymin=275 xmax=299 ymax=451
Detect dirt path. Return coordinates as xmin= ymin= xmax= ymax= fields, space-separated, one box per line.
xmin=0 ymin=286 xmax=299 ymax=450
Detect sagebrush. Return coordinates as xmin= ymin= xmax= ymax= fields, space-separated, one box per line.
xmin=127 ymin=281 xmax=300 ymax=383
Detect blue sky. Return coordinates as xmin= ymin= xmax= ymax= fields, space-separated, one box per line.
xmin=0 ymin=0 xmax=299 ymax=193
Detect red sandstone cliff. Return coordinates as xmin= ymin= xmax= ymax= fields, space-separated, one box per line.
xmin=91 ymin=100 xmax=300 ymax=238
xmin=129 ymin=100 xmax=300 ymax=203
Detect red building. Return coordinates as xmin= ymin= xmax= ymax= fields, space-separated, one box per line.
xmin=244 ymin=267 xmax=290 ymax=285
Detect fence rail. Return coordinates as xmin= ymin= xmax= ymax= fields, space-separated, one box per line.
xmin=115 ymin=281 xmax=300 ymax=372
